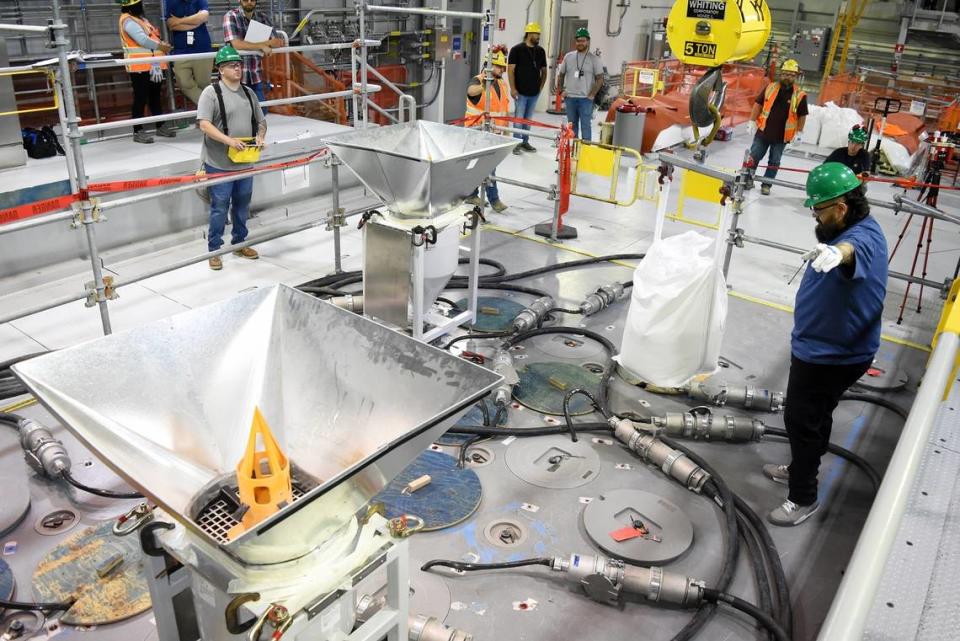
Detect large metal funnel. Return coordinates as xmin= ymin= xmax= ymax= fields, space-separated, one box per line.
xmin=14 ymin=285 xmax=501 ymax=565
xmin=324 ymin=121 xmax=517 ymax=218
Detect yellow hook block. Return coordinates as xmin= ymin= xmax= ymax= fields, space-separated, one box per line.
xmin=228 ymin=407 xmax=293 ymax=540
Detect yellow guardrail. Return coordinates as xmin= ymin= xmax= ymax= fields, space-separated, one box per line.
xmin=932 ymin=277 xmax=960 ymax=398
xmin=570 ymin=140 xmax=644 ymax=207
xmin=626 ymin=65 xmax=664 ymax=99
xmin=0 ymin=69 xmax=58 ymax=117
xmin=665 ymin=168 xmax=729 ymax=230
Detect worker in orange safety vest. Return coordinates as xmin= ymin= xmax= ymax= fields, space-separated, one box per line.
xmin=746 ymin=59 xmax=809 ymax=195
xmin=464 ymin=49 xmax=512 ymax=213
xmin=117 ymin=0 xmax=177 ymax=144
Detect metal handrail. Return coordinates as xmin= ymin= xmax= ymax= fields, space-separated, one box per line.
xmin=75 ymin=41 xmax=382 ymax=68
xmin=77 ymin=86 xmax=382 ymax=133
xmin=818 ymin=329 xmax=960 ymax=639
xmin=365 ymin=4 xmax=486 ymax=19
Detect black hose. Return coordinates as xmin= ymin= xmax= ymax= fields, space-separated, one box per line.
xmin=421 ymin=557 xmax=553 ymax=573
xmin=446 ymin=423 xmax=612 ymax=437
xmin=737 ymin=511 xmax=775 ymax=630
xmin=702 ymin=589 xmax=791 ymax=641
xmin=840 ymin=393 xmax=909 ymax=421
xmin=436 ymin=297 xmax=463 ymax=313
xmin=548 ymin=307 xmax=583 ymax=315
xmin=442 ymin=331 xmax=513 ymax=351
xmin=0 ymin=598 xmax=72 ymax=612
xmin=443 ymin=281 xmax=551 ymax=298
xmin=481 ymin=253 xmax=645 ymax=284
xmin=764 ymin=427 xmax=881 ymax=490
xmin=61 ymin=470 xmax=143 ymax=500
xmin=492 ymin=403 xmax=507 ymax=427
xmin=458 ymin=433 xmax=484 ymax=469
xmin=561 ymin=388 xmax=610 ymax=443
xmin=476 ymin=401 xmax=491 ymax=427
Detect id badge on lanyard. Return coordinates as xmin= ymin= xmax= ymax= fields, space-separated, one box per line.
xmin=187 ymin=31 xmax=195 ymax=45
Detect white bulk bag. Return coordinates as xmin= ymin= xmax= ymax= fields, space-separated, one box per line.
xmin=619 ymin=230 xmax=727 ymax=387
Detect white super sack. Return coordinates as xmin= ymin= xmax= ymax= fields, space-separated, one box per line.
xmin=619 ymin=230 xmax=728 ymax=387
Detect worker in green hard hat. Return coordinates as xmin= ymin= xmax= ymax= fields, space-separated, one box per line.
xmin=196 ymin=43 xmax=267 ymax=270
xmin=762 ymin=162 xmax=888 ymax=527
xmin=824 ymin=124 xmax=871 ymax=176
xmin=557 ymin=27 xmax=604 ymax=141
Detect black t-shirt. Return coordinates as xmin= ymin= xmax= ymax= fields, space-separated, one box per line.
xmin=508 ymin=42 xmax=547 ymax=97
xmin=755 ymin=83 xmax=809 ymax=143
xmin=825 ymin=147 xmax=872 ymax=174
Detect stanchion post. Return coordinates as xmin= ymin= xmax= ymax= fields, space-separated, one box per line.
xmin=51 ymin=5 xmax=113 ymax=335
xmin=329 ymin=156 xmax=344 ymax=273
xmin=721 ymin=152 xmax=750 ymax=279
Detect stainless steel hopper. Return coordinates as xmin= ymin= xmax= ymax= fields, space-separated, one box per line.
xmin=323 ymin=120 xmax=517 ymax=218
xmin=13 ymin=285 xmax=501 ymax=564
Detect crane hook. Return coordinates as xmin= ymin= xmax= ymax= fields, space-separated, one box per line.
xmin=687 ymin=66 xmax=727 ymax=159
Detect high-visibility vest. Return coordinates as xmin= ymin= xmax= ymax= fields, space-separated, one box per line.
xmin=119 ymin=14 xmax=167 ymax=73
xmin=464 ymin=75 xmax=509 ymax=127
xmin=756 ymin=82 xmax=806 ymax=143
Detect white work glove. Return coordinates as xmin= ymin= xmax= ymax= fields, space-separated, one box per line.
xmin=805 ymin=243 xmax=843 ymax=273
xmin=746 ymin=121 xmax=757 ymax=136
xmin=149 ymin=63 xmax=164 ymax=83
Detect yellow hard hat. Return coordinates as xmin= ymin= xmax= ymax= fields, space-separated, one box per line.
xmin=489 ymin=51 xmax=508 ymax=67
xmin=524 ymin=22 xmax=542 ymax=34
xmin=781 ymin=59 xmax=800 ymax=72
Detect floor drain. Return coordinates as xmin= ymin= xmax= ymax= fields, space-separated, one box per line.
xmin=33 ymin=508 xmax=80 ymax=536
xmin=466 ymin=445 xmax=494 ymax=467
xmin=484 ymin=519 xmax=529 ymax=548
xmin=582 ymin=362 xmax=604 ymax=374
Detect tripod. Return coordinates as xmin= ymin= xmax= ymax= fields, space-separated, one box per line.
xmin=888 ymin=142 xmax=947 ymax=324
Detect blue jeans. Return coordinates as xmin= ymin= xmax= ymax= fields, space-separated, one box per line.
xmin=513 ymin=93 xmax=539 ymax=143
xmin=248 ymin=82 xmax=269 ymax=115
xmin=565 ymin=96 xmax=594 ymax=141
xmin=476 ymin=168 xmax=499 ymax=203
xmin=206 ymin=163 xmax=253 ymax=252
xmin=748 ymin=133 xmax=786 ymax=179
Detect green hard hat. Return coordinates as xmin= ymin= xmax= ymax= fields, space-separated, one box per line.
xmin=848 ymin=125 xmax=868 ymax=144
xmin=575 ymin=27 xmax=590 ymax=39
xmin=805 ymin=162 xmax=862 ymax=208
xmin=214 ymin=45 xmax=242 ymax=66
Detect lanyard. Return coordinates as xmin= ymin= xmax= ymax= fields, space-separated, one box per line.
xmin=575 ymin=52 xmax=588 ymax=75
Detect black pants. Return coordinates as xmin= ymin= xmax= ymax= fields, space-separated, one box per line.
xmin=785 ymin=354 xmax=872 ymax=505
xmin=129 ymin=71 xmax=164 ymax=132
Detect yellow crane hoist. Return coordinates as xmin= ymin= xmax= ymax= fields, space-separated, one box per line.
xmin=666 ymin=0 xmax=771 ymax=156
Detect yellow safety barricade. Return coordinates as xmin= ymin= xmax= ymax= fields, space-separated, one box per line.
xmin=570 ymin=140 xmax=643 ymax=207
xmin=665 ymin=168 xmax=728 ymax=230
xmin=0 ymin=69 xmax=58 ymax=117
xmin=932 ymin=277 xmax=960 ymax=399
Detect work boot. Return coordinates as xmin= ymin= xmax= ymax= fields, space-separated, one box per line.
xmin=133 ymin=130 xmax=154 ymax=144
xmin=767 ymin=499 xmax=820 ymax=527
xmin=464 ymin=195 xmax=481 ymax=206
xmin=512 ymin=146 xmax=523 ymax=155
xmin=760 ymin=183 xmax=772 ymax=196
xmin=233 ymin=247 xmax=259 ymax=259
xmin=490 ymin=199 xmax=508 ymax=213
xmin=208 ymin=256 xmax=223 ymax=271
xmin=762 ymin=464 xmax=789 ymax=485
xmin=743 ymin=175 xmax=755 ymax=191
xmin=155 ymin=122 xmax=177 ymax=138
xmin=520 ymin=141 xmax=537 ymax=153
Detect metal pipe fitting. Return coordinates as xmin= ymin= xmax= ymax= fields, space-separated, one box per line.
xmin=550 ymin=553 xmax=704 ymax=607
xmin=611 ymin=418 xmax=711 ymax=492
xmin=687 ymin=381 xmax=784 ymax=413
xmin=579 ymin=282 xmax=626 ymax=316
xmin=491 ymin=350 xmax=519 ymax=408
xmin=329 ymin=294 xmax=364 ymax=314
xmin=651 ymin=411 xmax=765 ymax=442
xmin=512 ymin=296 xmax=555 ymax=333
xmin=408 ymin=615 xmax=472 ymax=641
xmin=18 ymin=417 xmax=71 ymax=477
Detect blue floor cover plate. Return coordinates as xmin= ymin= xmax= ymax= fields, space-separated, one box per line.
xmin=456 ymin=296 xmax=525 ymax=333
xmin=373 ymin=450 xmax=482 ymax=531
xmin=514 ymin=361 xmax=601 ymax=416
xmin=0 ymin=558 xmax=13 ymax=601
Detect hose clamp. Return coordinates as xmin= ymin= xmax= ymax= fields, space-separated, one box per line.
xmin=647 ymin=566 xmax=663 ymax=602
xmin=743 ymin=386 xmax=755 ymax=408
xmin=724 ymin=415 xmax=736 ymax=441
xmin=661 ymin=450 xmax=682 ymax=476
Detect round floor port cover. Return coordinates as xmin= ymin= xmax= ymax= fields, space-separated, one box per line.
xmin=513 ymin=362 xmax=602 ymax=416
xmin=533 ymin=331 xmax=607 ymax=362
xmin=0 ymin=558 xmax=14 ymax=602
xmin=505 ymin=434 xmax=601 ymax=489
xmin=855 ymin=364 xmax=909 ymax=392
xmin=372 ymin=450 xmax=482 ymax=531
xmin=583 ymin=489 xmax=694 ymax=565
xmin=456 ymin=296 xmax=525 ymax=333
xmin=0 ymin=430 xmax=30 ymax=538
xmin=32 ymin=519 xmax=151 ymax=625
xmin=34 ymin=508 xmax=81 ymax=536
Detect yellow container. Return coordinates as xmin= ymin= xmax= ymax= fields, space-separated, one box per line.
xmin=227 ymin=137 xmax=262 ymax=163
xmin=666 ymin=0 xmax=771 ymax=66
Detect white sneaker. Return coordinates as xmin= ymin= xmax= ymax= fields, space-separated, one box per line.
xmin=767 ymin=499 xmax=820 ymax=527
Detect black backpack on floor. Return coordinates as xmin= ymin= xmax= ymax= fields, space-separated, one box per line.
xmin=21 ymin=126 xmax=65 ymax=159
